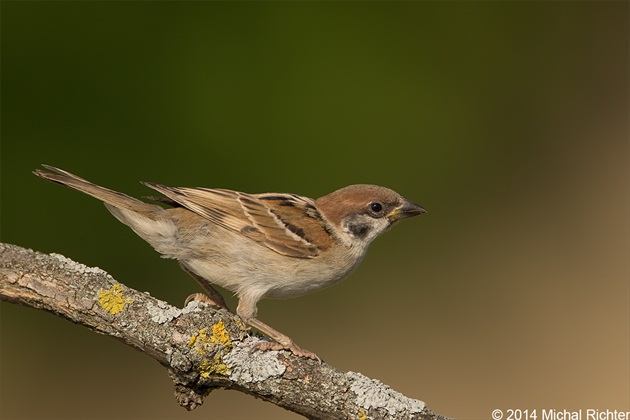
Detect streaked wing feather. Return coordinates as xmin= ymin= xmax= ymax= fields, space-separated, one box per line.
xmin=142 ymin=183 xmax=331 ymax=258
xmin=255 ymin=193 xmax=333 ymax=254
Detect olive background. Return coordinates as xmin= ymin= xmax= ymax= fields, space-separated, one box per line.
xmin=1 ymin=2 xmax=628 ymax=419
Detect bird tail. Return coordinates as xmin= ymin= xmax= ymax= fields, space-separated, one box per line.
xmin=33 ymin=164 xmax=161 ymax=216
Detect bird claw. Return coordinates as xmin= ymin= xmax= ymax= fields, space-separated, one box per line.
xmin=251 ymin=340 xmax=321 ymax=363
xmin=185 ymin=292 xmax=227 ymax=309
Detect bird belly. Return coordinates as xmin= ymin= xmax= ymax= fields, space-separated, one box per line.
xmin=183 ymin=241 xmax=365 ymax=301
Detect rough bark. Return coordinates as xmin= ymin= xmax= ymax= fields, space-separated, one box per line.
xmin=0 ymin=242 xmax=450 ymax=420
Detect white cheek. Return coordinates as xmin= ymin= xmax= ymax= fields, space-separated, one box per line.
xmin=341 ymin=215 xmax=391 ymax=245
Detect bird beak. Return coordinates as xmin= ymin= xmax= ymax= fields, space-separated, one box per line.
xmin=387 ymin=200 xmax=426 ymax=221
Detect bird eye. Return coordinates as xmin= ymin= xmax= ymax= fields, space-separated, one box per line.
xmin=370 ymin=202 xmax=383 ymax=213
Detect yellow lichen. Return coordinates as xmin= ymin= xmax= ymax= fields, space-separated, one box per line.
xmin=188 ymin=327 xmax=208 ymax=350
xmin=189 ymin=323 xmax=231 ymax=378
xmin=188 ymin=323 xmax=231 ymax=355
xmin=357 ymin=407 xmax=368 ymax=420
xmin=198 ymin=359 xmax=212 ymax=378
xmin=235 ymin=318 xmax=248 ymax=330
xmin=210 ymin=321 xmax=231 ymax=348
xmin=198 ymin=353 xmax=229 ymax=378
xmin=97 ymin=284 xmax=134 ymax=315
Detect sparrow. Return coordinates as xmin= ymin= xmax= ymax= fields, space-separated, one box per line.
xmin=34 ymin=165 xmax=425 ymax=360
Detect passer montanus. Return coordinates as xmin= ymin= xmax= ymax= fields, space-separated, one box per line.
xmin=34 ymin=165 xmax=425 ymax=360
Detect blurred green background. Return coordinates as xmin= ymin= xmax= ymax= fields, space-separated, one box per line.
xmin=1 ymin=2 xmax=628 ymax=419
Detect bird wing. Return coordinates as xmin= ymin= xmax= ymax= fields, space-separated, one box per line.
xmin=142 ymin=183 xmax=333 ymax=258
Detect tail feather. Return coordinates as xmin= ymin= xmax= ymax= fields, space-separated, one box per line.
xmin=33 ymin=165 xmax=160 ymax=216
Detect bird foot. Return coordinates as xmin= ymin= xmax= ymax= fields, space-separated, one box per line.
xmin=185 ymin=292 xmax=229 ymax=311
xmin=251 ymin=339 xmax=321 ymax=362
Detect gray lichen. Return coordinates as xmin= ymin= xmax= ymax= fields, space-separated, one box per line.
xmin=223 ymin=338 xmax=286 ymax=382
xmin=49 ymin=253 xmax=112 ymax=277
xmin=347 ymin=371 xmax=426 ymax=416
xmin=181 ymin=300 xmax=205 ymax=314
xmin=146 ymin=299 xmax=182 ymax=324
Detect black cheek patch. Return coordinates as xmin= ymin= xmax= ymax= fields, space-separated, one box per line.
xmin=348 ymin=222 xmax=371 ymax=239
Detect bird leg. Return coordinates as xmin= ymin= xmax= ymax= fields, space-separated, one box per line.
xmin=180 ymin=264 xmax=230 ymax=311
xmin=246 ymin=317 xmax=321 ymax=362
xmin=182 ymin=268 xmax=320 ymax=361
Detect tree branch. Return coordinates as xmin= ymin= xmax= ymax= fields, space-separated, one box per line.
xmin=0 ymin=242 xmax=450 ymax=420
